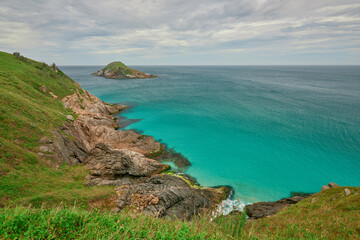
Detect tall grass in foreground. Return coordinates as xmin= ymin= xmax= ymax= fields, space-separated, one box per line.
xmin=0 ymin=206 xmax=246 ymax=239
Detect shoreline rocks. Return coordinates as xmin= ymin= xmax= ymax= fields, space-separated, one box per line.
xmin=39 ymin=87 xmax=229 ymax=219
xmin=245 ymin=182 xmax=345 ymax=220
xmin=245 ymin=194 xmax=312 ymax=219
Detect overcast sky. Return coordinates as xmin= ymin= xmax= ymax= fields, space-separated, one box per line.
xmin=0 ymin=0 xmax=359 ymax=65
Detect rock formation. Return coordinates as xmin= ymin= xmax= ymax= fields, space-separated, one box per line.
xmin=61 ymin=89 xmax=161 ymax=156
xmin=83 ymin=143 xmax=229 ymax=219
xmin=245 ymin=195 xmax=312 ymax=219
xmin=84 ymin=143 xmax=170 ymax=186
xmin=113 ymin=175 xmax=227 ymax=219
xmin=38 ymin=87 xmax=229 ymax=219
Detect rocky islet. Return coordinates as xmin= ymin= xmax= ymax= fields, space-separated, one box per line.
xmin=92 ymin=61 xmax=157 ymax=79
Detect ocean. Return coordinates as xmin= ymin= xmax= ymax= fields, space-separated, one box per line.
xmin=60 ymin=65 xmax=360 ymax=204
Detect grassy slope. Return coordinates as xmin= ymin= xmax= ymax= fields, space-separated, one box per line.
xmin=0 ymin=52 xmax=116 ymax=207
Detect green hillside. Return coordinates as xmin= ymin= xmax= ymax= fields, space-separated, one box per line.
xmin=0 ymin=51 xmax=115 ymax=208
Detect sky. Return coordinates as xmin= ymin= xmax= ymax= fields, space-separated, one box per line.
xmin=0 ymin=0 xmax=359 ymax=65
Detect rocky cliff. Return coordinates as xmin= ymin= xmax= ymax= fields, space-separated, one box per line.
xmin=92 ymin=61 xmax=157 ymax=79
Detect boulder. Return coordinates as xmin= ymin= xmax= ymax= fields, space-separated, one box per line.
xmin=344 ymin=188 xmax=351 ymax=196
xmin=321 ymin=182 xmax=340 ymax=191
xmin=66 ymin=115 xmax=75 ymax=121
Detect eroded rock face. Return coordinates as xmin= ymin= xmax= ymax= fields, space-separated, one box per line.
xmin=84 ymin=143 xmax=170 ymax=186
xmin=38 ymin=122 xmax=88 ymax=167
xmin=62 ymin=90 xmax=161 ymax=156
xmin=62 ymin=89 xmax=124 ymax=117
xmin=114 ymin=174 xmax=225 ymax=219
xmin=245 ymin=195 xmax=311 ymax=219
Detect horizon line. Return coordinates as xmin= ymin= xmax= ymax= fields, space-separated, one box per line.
xmin=58 ymin=64 xmax=360 ymax=67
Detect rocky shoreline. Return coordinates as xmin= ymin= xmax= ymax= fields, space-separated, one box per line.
xmin=38 ymin=87 xmax=229 ymax=219
xmin=38 ymin=85 xmax=343 ymax=221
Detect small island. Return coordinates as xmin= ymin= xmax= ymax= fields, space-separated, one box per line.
xmin=92 ymin=61 xmax=157 ymax=79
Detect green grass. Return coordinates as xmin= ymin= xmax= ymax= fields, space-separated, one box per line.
xmin=0 ymin=51 xmax=78 ymax=160
xmin=0 ymin=164 xmax=114 ymax=208
xmin=0 ymin=206 xmax=247 ymax=239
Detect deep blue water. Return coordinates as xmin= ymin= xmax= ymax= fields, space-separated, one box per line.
xmin=60 ymin=65 xmax=360 ymax=203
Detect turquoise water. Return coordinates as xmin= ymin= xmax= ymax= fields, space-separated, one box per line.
xmin=61 ymin=65 xmax=360 ymax=203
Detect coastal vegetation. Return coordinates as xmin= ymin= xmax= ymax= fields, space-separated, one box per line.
xmin=0 ymin=51 xmax=359 ymax=239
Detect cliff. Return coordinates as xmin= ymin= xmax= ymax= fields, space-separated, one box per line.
xmin=92 ymin=61 xmax=157 ymax=79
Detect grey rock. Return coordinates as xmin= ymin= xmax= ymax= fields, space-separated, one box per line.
xmin=39 ymin=145 xmax=51 ymax=152
xmin=43 ymin=122 xmax=88 ymax=166
xmin=39 ymin=136 xmax=53 ymax=144
xmin=245 ymin=194 xmax=312 ymax=219
xmin=114 ymin=174 xmax=222 ymax=220
xmin=83 ymin=144 xmax=229 ymax=219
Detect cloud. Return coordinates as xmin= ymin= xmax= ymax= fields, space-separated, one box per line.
xmin=91 ymin=48 xmax=145 ymax=54
xmin=0 ymin=0 xmax=358 ymax=64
